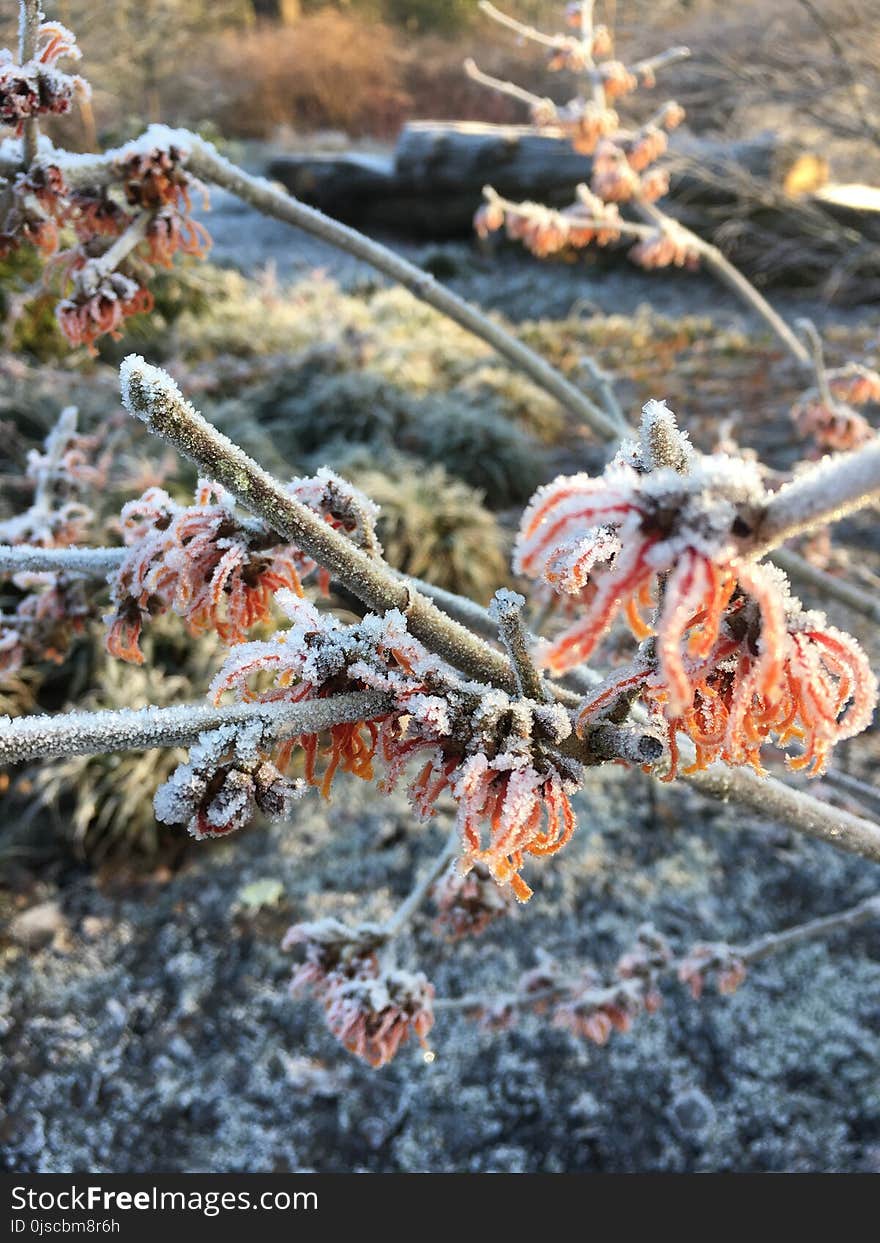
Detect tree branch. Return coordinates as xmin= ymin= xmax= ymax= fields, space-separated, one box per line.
xmin=748 ymin=439 xmax=880 ymax=556
xmin=436 ymin=891 xmax=880 ymax=1013
xmin=633 ymin=197 xmax=811 ymax=366
xmin=0 ymin=543 xmax=124 ymax=575
xmin=0 ymin=691 xmax=392 ymax=765
xmin=489 ymin=588 xmax=549 ymax=701
xmin=683 ymin=762 xmax=880 ymax=864
xmin=119 ymin=355 xmax=523 ymax=694
xmin=770 ymin=547 xmax=880 ymax=626
xmin=477 ymin=1 xmax=566 ymax=50
xmin=19 ymin=0 xmax=41 ymax=168
xmin=382 ymin=829 xmax=460 ymax=939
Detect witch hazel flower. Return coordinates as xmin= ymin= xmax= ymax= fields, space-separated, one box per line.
xmin=154 ymin=720 xmax=305 ymax=839
xmin=283 ymin=918 xmax=434 ymax=1068
xmin=432 ymin=859 xmax=514 ymax=940
xmin=105 ymin=468 xmax=375 ymax=664
xmin=208 ymin=592 xmax=583 ymax=901
xmin=475 ymin=185 xmax=621 ymax=258
xmin=0 ymin=20 xmax=88 ymax=131
xmin=791 ymin=362 xmax=880 ymax=454
xmin=0 ymin=25 xmax=210 ymax=353
xmin=56 ymin=270 xmax=155 ymax=352
xmin=0 ymin=164 xmax=69 ymax=259
xmin=677 ymin=942 xmax=747 ymax=1000
xmin=629 ymin=224 xmax=700 ymax=272
xmin=514 ymin=399 xmax=766 ymax=680
xmin=515 ymin=400 xmax=877 ymax=776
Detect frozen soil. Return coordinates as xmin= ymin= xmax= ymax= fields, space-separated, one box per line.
xmin=195 ymin=186 xmax=872 ymax=334
xmin=3 ymin=745 xmax=880 ymax=1174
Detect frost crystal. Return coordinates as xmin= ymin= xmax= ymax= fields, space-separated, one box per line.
xmin=207 ymin=594 xmax=583 ymax=898
xmin=154 ymin=721 xmax=305 ymax=839
xmin=520 ymin=412 xmax=877 ymax=777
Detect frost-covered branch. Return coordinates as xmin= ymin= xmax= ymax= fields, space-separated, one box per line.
xmin=770 ymin=547 xmax=880 ymax=626
xmin=383 ymin=830 xmax=460 ymax=939
xmin=436 ymin=892 xmax=880 ymax=1018
xmin=477 ymin=1 xmax=566 ymax=50
xmin=489 ymin=589 xmax=549 ymax=702
xmin=464 ymin=59 xmax=552 ymax=112
xmin=19 ymin=0 xmax=41 ymax=167
xmin=685 ymin=763 xmax=880 ymax=864
xmin=119 ymin=355 xmax=525 ymax=695
xmin=74 ymin=210 xmax=153 ymax=295
xmin=0 ymin=691 xmax=391 ymax=765
xmin=633 ymin=197 xmax=811 ymax=366
xmin=749 ymin=438 xmax=880 ymax=555
xmin=0 ymin=543 xmax=124 ymax=575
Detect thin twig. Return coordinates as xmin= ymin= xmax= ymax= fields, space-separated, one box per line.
xmin=489 ymin=589 xmax=549 ymax=701
xmin=634 ymin=197 xmax=811 ymax=366
xmin=383 ymin=829 xmax=460 ymax=939
xmin=630 ymin=47 xmax=692 ymax=79
xmin=118 ymin=355 xmax=524 ymax=695
xmin=19 ymin=0 xmax=41 ymax=169
xmin=0 ymin=543 xmax=124 ymax=576
xmin=464 ymin=57 xmax=552 ymax=112
xmin=75 ymin=211 xmax=153 ymax=295
xmin=737 ymin=892 xmax=880 ymax=963
xmin=821 ymin=769 xmax=880 ymax=819
xmin=770 ymin=547 xmax=880 ymax=626
xmin=477 ymin=1 xmax=566 ymax=51
xmin=436 ymin=891 xmax=880 ymax=1013
xmin=797 ymin=317 xmax=834 ymax=406
xmin=683 ymin=762 xmax=880 ymax=864
xmin=0 ymin=691 xmax=392 ymax=765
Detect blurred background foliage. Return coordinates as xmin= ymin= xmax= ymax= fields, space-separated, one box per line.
xmin=0 ymin=2 xmax=875 ymax=178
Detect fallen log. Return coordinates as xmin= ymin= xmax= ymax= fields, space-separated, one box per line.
xmin=267 ymin=122 xmax=809 ymax=237
xmin=265 ymin=122 xmax=880 ymax=301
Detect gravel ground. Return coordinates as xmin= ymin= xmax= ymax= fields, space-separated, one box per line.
xmin=3 ymin=752 xmax=880 ymax=1173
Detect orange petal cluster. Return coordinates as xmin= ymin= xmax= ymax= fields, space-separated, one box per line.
xmin=105 ymin=479 xmax=315 ymax=663
xmin=208 ymin=594 xmax=583 ymax=900
xmin=283 ymin=919 xmax=433 ymax=1068
xmin=516 ymin=442 xmax=877 ymax=776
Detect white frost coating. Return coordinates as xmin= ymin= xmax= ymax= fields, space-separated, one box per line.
xmin=0 ymin=691 xmax=391 ymax=766
xmin=120 ymin=354 xmax=190 ymax=425
xmin=0 ymin=543 xmax=124 ymax=576
xmin=49 ymin=124 xmax=196 ymax=174
xmin=753 ymin=437 xmax=880 ymax=555
xmin=488 ymin=588 xmax=527 ymax=621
